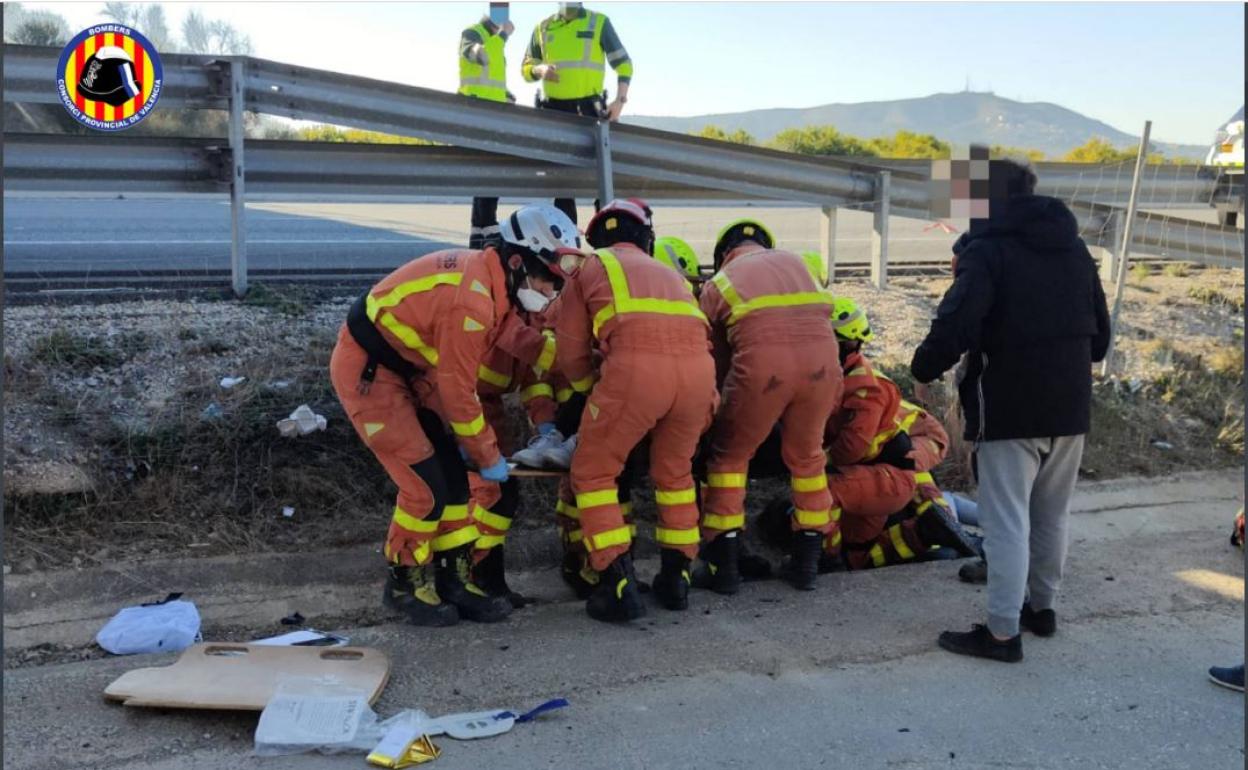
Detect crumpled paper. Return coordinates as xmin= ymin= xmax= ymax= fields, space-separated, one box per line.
xmin=277 ymin=404 xmax=328 ymax=437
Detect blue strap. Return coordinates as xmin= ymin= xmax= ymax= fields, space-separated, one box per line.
xmin=495 ymin=698 xmax=570 ymax=723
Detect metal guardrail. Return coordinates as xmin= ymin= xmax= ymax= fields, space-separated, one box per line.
xmin=4 ymin=44 xmax=1244 ymax=295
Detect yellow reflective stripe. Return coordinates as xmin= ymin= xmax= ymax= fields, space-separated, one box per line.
xmin=474 ymin=508 xmax=513 ymax=532
xmin=571 ymin=375 xmax=595 ymax=393
xmin=702 ymin=513 xmax=745 ymax=530
xmin=432 ymin=524 xmax=480 ymax=552
xmin=831 ymin=507 xmax=843 ymax=522
xmin=521 ymin=383 xmax=555 ymax=402
xmin=476 ymin=534 xmax=506 ymax=549
xmin=535 ymin=331 xmax=557 ymax=373
xmin=706 ymin=473 xmax=747 ymax=488
xmin=791 ymin=474 xmax=828 ymax=493
xmin=620 ymin=502 xmax=634 ymax=517
xmin=916 ymin=499 xmax=934 ymax=514
xmin=566 ymin=528 xmax=584 ymax=543
xmin=451 ymin=413 xmax=486 ymax=437
xmin=847 ymin=367 xmax=869 ymax=378
xmin=869 ymin=543 xmax=886 ymax=567
xmin=727 ymin=292 xmax=834 ymax=325
xmin=441 ymin=503 xmax=471 ymax=522
xmin=711 ymin=271 xmax=743 ymax=308
xmin=915 ymin=471 xmax=935 ymax=485
xmin=477 ymin=364 xmax=512 ymax=388
xmin=366 ymin=273 xmax=464 ymax=318
xmin=576 ymin=489 xmax=618 ymax=510
xmin=412 ymin=540 xmax=432 ymax=564
xmin=794 ymin=508 xmax=832 ymax=527
xmin=828 ymin=531 xmax=842 ymax=548
xmin=392 ymin=506 xmax=438 ymax=533
xmin=555 ymin=500 xmax=581 ymax=520
xmin=556 ymin=387 xmax=574 ymax=403
xmin=377 ymin=313 xmax=440 ymax=366
xmin=655 ymin=487 xmax=697 ymax=506
xmin=587 ymin=526 xmax=632 ymax=551
xmin=655 ymin=527 xmax=701 ymax=546
xmin=628 ymin=523 xmax=638 ymax=537
xmin=592 ymin=248 xmax=707 ymax=338
xmin=889 ymin=524 xmax=916 ymax=560
xmin=898 ymin=408 xmax=920 ymax=434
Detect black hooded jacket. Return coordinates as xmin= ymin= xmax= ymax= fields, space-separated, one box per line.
xmin=910 ymin=194 xmax=1111 ymax=441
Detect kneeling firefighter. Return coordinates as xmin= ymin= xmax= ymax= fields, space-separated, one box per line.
xmin=329 ymin=203 xmax=578 ymax=626
xmin=553 ymin=198 xmax=718 ymax=622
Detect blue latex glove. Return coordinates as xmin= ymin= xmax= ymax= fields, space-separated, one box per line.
xmin=480 ymin=456 xmax=510 ymax=483
xmin=536 ymin=422 xmax=557 ymax=436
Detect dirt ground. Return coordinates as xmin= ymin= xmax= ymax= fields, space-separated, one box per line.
xmin=3 ymin=266 xmax=1243 ymax=572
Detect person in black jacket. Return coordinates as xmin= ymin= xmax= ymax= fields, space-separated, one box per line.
xmin=911 ymin=158 xmax=1111 ymax=662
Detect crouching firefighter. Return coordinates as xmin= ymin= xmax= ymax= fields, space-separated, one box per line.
xmin=553 ymin=198 xmax=718 ymax=622
xmin=329 ymin=203 xmax=579 ymax=626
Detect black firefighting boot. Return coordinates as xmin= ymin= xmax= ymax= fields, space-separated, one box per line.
xmin=691 ymin=530 xmax=742 ymax=595
xmin=585 ymin=553 xmax=647 ymax=623
xmin=916 ymin=505 xmax=980 ymax=558
xmin=382 ymin=564 xmax=460 ymax=627
xmin=652 ymin=549 xmax=692 ymax=611
xmin=434 ymin=546 xmax=513 ymax=623
xmin=472 ymin=547 xmax=533 ymax=609
xmin=560 ymin=547 xmax=599 ymax=600
xmin=781 ymin=530 xmax=824 ymax=591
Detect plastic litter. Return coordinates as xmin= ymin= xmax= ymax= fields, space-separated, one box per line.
xmin=96 ymin=593 xmax=202 ymax=655
xmin=254 ymin=680 xmax=430 ymax=757
xmin=200 ymin=402 xmax=225 ymax=421
xmin=277 ymin=404 xmax=328 ymax=437
xmin=220 ymin=376 xmax=246 ymax=389
xmin=426 ymin=698 xmax=569 ymax=740
xmin=1151 ymin=440 xmax=1174 ymax=450
xmin=282 ymin=506 xmax=296 ymax=518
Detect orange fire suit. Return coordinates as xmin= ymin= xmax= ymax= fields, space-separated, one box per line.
xmin=329 ymin=248 xmax=512 ymax=568
xmin=556 ymin=244 xmax=717 ymax=571
xmin=700 ymin=244 xmax=841 ymax=544
xmin=467 ymin=312 xmax=560 ymax=561
xmin=824 ymin=351 xmax=919 ymax=556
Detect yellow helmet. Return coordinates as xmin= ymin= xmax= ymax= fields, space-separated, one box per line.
xmin=713 ymin=219 xmax=775 ymax=270
xmin=653 ymin=236 xmax=702 ymax=280
xmin=830 ymin=296 xmax=872 ymax=342
xmin=801 ymin=251 xmax=829 ymax=288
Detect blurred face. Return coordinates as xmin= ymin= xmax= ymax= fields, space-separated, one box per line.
xmin=526 ymin=273 xmax=559 ymax=298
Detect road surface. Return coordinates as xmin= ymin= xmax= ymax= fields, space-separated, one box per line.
xmin=4 ymin=470 xmax=1243 ymax=769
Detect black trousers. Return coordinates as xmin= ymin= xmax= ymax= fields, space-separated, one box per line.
xmin=469 ymin=197 xmax=500 ymax=249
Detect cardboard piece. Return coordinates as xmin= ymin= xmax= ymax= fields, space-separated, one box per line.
xmin=103 ymin=643 xmax=389 ymax=710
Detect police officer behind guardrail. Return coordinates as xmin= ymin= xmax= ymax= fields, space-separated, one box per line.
xmin=521 ymin=2 xmax=633 ymax=224
xmin=459 ymin=4 xmax=517 ymax=249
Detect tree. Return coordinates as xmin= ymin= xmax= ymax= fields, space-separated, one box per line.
xmin=866 ymin=130 xmax=951 ymax=159
xmin=989 ymin=145 xmax=1046 ymax=162
xmin=295 ymin=125 xmax=438 ymax=145
xmin=101 ymin=2 xmax=172 ymax=50
xmin=693 ymin=125 xmax=755 ymax=145
xmin=768 ymin=125 xmax=875 ymax=157
xmin=181 ymin=9 xmax=252 ymax=55
xmin=6 ymin=7 xmax=71 ymax=46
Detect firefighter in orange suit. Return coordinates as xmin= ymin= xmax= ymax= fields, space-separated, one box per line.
xmin=552 ymin=198 xmax=717 ymax=622
xmin=329 ymin=203 xmax=579 ymax=627
xmin=696 ymin=220 xmax=842 ymax=592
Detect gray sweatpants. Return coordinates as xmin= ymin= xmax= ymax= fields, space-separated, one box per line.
xmin=975 ymin=435 xmax=1085 ymax=638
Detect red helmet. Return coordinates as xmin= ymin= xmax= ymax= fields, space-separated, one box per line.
xmin=585 ymin=198 xmax=655 ymax=250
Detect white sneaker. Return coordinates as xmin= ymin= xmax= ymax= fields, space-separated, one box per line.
xmin=511 ymin=430 xmax=564 ymax=468
xmin=541 ymin=434 xmax=578 ymax=469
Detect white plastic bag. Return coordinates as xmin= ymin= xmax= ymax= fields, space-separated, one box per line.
xmin=254 ymin=679 xmax=430 ymax=757
xmin=95 ymin=595 xmax=201 ymax=655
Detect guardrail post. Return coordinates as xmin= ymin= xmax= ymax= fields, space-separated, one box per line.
xmin=1101 ymin=120 xmax=1151 ymax=377
xmin=1095 ymin=209 xmax=1124 ymax=282
xmin=594 ymin=120 xmax=614 ymax=204
xmin=820 ymin=205 xmax=838 ymax=285
xmin=228 ymin=58 xmax=248 ymax=297
xmin=871 ymin=171 xmax=890 ymax=289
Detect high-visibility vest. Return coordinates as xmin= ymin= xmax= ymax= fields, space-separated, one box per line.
xmin=591 ymin=248 xmax=707 ymax=339
xmin=537 ymin=11 xmax=607 ymax=100
xmin=459 ymin=23 xmax=507 ymax=103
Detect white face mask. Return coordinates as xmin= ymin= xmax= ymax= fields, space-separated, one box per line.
xmin=517 ymin=280 xmax=554 ymax=313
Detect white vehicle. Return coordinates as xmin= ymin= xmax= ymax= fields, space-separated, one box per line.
xmin=1205 ymin=111 xmax=1244 ymax=169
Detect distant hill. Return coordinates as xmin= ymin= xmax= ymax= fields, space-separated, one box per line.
xmin=626 ymin=91 xmax=1209 ymax=159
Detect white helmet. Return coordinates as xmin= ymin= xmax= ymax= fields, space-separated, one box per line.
xmin=500 ymin=204 xmax=581 ymax=265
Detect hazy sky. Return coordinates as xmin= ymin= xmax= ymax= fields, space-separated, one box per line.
xmin=26 ymin=1 xmax=1245 ymax=145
